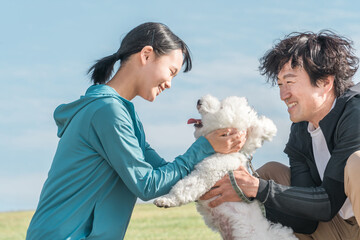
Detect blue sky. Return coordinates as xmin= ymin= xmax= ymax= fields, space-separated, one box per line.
xmin=1 ymin=0 xmax=360 ymax=212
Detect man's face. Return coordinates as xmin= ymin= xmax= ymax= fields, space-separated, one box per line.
xmin=277 ymin=61 xmax=329 ymax=128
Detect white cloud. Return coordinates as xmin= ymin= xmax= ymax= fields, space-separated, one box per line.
xmin=0 ymin=128 xmax=58 ymax=151
xmin=0 ymin=173 xmax=47 ymax=212
xmin=186 ymin=53 xmax=259 ymax=84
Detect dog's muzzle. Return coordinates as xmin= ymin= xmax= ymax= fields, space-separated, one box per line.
xmin=187 ymin=118 xmax=203 ymax=128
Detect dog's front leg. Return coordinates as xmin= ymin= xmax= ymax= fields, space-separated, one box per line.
xmin=154 ymin=169 xmax=214 ymax=208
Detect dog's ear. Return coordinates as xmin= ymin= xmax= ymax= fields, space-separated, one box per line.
xmin=242 ymin=116 xmax=277 ymax=154
xmin=198 ymin=95 xmax=221 ymax=114
xmin=256 ymin=116 xmax=277 ymax=142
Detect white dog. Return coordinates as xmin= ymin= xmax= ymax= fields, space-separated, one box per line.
xmin=154 ymin=95 xmax=297 ymax=240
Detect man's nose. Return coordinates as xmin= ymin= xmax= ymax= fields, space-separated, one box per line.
xmin=280 ymin=87 xmax=290 ymax=101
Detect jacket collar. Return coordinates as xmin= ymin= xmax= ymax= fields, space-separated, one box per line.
xmin=319 ymin=82 xmax=360 ymax=152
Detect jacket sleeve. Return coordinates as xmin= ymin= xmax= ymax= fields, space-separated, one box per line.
xmin=255 ymin=124 xmax=328 ymax=234
xmin=143 ymin=142 xmax=167 ymax=168
xmin=256 ymin=178 xmax=332 ymax=233
xmin=89 ymin=102 xmax=214 ymax=201
xmin=323 ymin=97 xmax=360 ymax=216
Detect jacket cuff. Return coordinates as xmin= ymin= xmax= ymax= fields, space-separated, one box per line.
xmin=256 ymin=178 xmax=270 ymax=203
xmin=194 ymin=136 xmax=215 ymax=155
xmin=181 ymin=136 xmax=215 ymax=172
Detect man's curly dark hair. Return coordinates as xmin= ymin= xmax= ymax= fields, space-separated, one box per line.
xmin=259 ymin=30 xmax=359 ymax=97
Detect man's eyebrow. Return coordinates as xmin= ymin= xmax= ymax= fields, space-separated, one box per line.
xmin=277 ymin=73 xmax=297 ymax=81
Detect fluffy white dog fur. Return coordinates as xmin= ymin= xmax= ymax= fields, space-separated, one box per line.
xmin=153 ymin=95 xmax=297 ymax=240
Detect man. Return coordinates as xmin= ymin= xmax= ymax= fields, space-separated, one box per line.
xmin=201 ymin=31 xmax=360 ymax=239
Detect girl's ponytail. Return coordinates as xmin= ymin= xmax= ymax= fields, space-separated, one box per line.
xmin=88 ymin=52 xmax=120 ymax=84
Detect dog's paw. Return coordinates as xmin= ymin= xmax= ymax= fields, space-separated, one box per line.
xmin=153 ymin=197 xmax=177 ymax=208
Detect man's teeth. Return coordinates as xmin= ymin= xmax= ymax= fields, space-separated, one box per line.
xmin=287 ymin=102 xmax=297 ymax=108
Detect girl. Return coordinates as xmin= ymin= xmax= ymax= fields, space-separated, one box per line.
xmin=26 ymin=22 xmax=244 ymax=239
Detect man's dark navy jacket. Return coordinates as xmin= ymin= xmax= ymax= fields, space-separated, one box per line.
xmin=256 ymin=83 xmax=360 ymax=234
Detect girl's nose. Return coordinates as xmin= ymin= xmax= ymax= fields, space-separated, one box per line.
xmin=165 ymin=80 xmax=171 ymax=89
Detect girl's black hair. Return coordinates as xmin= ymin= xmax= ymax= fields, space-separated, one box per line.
xmin=259 ymin=30 xmax=359 ymax=97
xmin=88 ymin=22 xmax=192 ymax=84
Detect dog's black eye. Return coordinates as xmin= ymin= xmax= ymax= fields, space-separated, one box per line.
xmin=197 ymin=100 xmax=202 ymax=110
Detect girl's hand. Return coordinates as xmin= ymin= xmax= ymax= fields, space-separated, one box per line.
xmin=205 ymin=128 xmax=246 ymax=154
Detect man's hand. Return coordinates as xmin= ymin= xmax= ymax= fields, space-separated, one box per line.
xmin=200 ymin=166 xmax=260 ymax=208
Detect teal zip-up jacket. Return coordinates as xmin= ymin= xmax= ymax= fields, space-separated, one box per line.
xmin=26 ymin=84 xmax=214 ymax=240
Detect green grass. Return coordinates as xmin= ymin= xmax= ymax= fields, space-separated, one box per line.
xmin=0 ymin=211 xmax=33 ymax=240
xmin=0 ymin=203 xmax=220 ymax=240
xmin=125 ymin=203 xmax=220 ymax=240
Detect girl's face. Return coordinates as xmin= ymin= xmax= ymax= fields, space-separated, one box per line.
xmin=139 ymin=49 xmax=183 ymax=102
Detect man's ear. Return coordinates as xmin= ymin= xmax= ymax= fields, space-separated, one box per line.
xmin=321 ymin=75 xmax=335 ymax=94
xmin=318 ymin=75 xmax=335 ymax=94
xmin=140 ymin=46 xmax=154 ymax=65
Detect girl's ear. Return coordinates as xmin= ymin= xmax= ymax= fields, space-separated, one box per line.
xmin=140 ymin=46 xmax=154 ymax=65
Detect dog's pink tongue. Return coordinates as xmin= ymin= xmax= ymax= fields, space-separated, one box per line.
xmin=187 ymin=118 xmax=202 ymax=124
